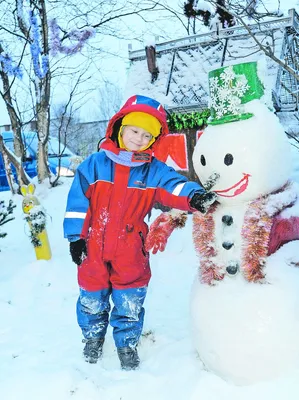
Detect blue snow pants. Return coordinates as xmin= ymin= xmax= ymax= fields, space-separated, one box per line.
xmin=76 ymin=286 xmax=147 ymax=348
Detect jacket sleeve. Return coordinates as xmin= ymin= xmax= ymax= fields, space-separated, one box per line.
xmin=154 ymin=161 xmax=205 ymax=211
xmin=63 ymin=155 xmax=97 ymax=241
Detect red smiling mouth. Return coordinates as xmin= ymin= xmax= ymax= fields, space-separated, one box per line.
xmin=215 ymin=173 xmax=251 ymax=197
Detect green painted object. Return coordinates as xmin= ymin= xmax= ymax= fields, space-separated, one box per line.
xmin=208 ymin=62 xmax=264 ymax=125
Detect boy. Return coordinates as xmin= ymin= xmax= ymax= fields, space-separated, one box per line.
xmin=63 ymin=94 xmax=216 ymax=370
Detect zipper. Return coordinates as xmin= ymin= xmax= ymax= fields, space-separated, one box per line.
xmin=104 ymin=164 xmax=130 ymax=256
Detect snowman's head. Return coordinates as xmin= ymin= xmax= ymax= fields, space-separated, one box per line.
xmin=193 ymin=101 xmax=292 ymax=205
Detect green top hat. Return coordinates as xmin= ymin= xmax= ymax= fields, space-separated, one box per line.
xmin=208 ymin=61 xmax=265 ymax=125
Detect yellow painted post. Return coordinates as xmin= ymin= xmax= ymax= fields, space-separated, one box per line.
xmin=21 ymin=183 xmax=52 ymax=260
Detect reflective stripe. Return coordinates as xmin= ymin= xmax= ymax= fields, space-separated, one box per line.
xmin=172 ymin=182 xmax=186 ymax=196
xmin=65 ymin=211 xmax=87 ymax=219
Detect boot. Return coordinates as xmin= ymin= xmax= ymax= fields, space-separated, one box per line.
xmin=83 ymin=338 xmax=105 ymax=364
xmin=117 ymin=346 xmax=140 ymax=370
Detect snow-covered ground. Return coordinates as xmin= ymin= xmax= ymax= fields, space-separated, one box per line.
xmin=1 ymin=142 xmax=299 ymax=400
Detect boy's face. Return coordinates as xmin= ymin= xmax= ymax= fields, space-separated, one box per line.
xmin=121 ymin=125 xmax=153 ymax=151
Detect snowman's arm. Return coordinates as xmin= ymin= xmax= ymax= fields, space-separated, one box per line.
xmin=268 ymin=216 xmax=299 ymax=256
xmin=145 ymin=210 xmax=187 ymax=254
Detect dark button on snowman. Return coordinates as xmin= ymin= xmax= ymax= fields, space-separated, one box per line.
xmin=221 ymin=215 xmax=236 ymax=272
xmin=191 ymin=61 xmax=299 ymax=385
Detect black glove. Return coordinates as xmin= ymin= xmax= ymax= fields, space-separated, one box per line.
xmin=69 ymin=239 xmax=87 ymax=265
xmin=190 ymin=191 xmax=217 ymax=214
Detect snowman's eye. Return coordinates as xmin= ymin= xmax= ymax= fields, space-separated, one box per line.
xmin=200 ymin=155 xmax=206 ymax=166
xmin=224 ymin=153 xmax=233 ymax=166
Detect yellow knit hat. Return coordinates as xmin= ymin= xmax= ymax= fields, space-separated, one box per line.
xmin=118 ymin=111 xmax=161 ymax=150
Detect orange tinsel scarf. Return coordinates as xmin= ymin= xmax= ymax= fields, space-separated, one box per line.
xmin=193 ymin=182 xmax=297 ymax=285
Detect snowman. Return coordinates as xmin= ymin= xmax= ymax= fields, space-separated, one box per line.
xmin=146 ymin=61 xmax=299 ymax=385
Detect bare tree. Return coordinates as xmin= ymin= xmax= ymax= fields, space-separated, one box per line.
xmin=0 ymin=0 xmax=52 ymax=187
xmin=16 ymin=0 xmax=52 ymax=182
xmin=205 ymin=0 xmax=299 ymax=83
xmin=96 ymin=81 xmax=123 ymax=121
xmin=156 ymin=1 xmax=298 ymax=83
xmin=0 ymin=0 xmax=163 ymax=191
xmin=0 ymin=43 xmax=30 ymax=191
xmin=50 ymin=79 xmax=123 ymax=159
xmin=182 ymin=0 xmax=235 ymax=32
xmin=50 ymin=105 xmax=78 ymax=187
xmin=246 ymin=0 xmax=258 ymax=17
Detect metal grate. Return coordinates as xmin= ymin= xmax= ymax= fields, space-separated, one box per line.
xmin=275 ymin=26 xmax=299 ymax=111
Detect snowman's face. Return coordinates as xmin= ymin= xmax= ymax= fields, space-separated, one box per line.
xmin=193 ymin=104 xmax=292 ymax=205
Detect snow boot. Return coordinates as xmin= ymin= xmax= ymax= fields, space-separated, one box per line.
xmin=117 ymin=346 xmax=140 ymax=370
xmin=83 ymin=338 xmax=105 ymax=364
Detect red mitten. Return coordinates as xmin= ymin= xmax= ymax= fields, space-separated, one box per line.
xmin=145 ymin=211 xmax=187 ymax=254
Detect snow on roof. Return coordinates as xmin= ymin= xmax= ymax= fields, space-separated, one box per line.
xmin=124 ymin=14 xmax=293 ymax=112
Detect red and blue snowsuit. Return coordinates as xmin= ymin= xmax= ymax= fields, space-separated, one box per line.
xmin=63 ymin=95 xmax=204 ymax=348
